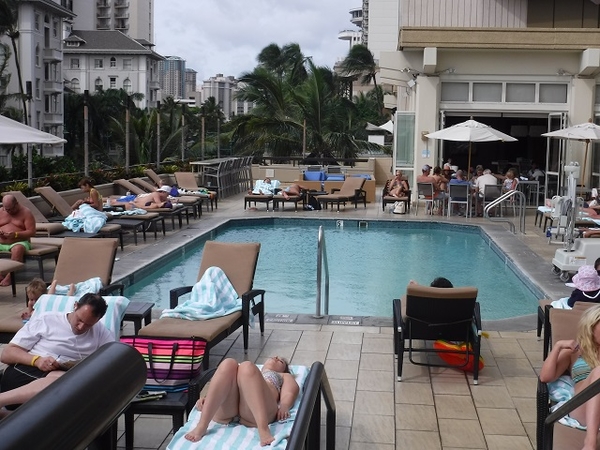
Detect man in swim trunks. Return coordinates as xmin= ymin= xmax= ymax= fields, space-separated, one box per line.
xmin=0 ymin=195 xmax=36 ymax=287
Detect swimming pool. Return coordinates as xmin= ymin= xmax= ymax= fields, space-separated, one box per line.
xmin=124 ymin=219 xmax=541 ymax=320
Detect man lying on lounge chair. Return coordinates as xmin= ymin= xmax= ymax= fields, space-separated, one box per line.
xmin=248 ymin=178 xmax=278 ymax=195
xmin=110 ymin=186 xmax=173 ymax=210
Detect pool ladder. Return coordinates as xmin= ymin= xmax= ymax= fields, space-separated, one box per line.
xmin=314 ymin=225 xmax=330 ymax=318
xmin=484 ymin=190 xmax=526 ymax=234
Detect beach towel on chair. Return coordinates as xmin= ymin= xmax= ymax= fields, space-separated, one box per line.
xmin=159 ymin=267 xmax=242 ymax=320
xmin=51 ymin=277 xmax=103 ymax=296
xmin=166 ymin=365 xmax=310 ymax=450
xmin=62 ymin=203 xmax=107 ymax=233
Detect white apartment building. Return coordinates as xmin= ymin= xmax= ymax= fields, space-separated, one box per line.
xmin=370 ymin=0 xmax=600 ymax=196
xmin=71 ymin=0 xmax=153 ymax=42
xmin=185 ymin=68 xmax=197 ymax=99
xmin=62 ymin=30 xmax=162 ymax=109
xmin=337 ymin=7 xmax=364 ymax=51
xmin=200 ymin=74 xmax=238 ymax=119
xmin=0 ymin=0 xmax=74 ymax=160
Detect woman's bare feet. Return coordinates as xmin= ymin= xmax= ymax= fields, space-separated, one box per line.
xmin=282 ymin=192 xmax=290 ymax=200
xmin=184 ymin=424 xmax=208 ymax=442
xmin=258 ymin=427 xmax=275 ymax=446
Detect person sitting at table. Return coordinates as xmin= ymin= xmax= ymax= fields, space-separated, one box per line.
xmin=448 ymin=170 xmax=471 ymax=215
xmin=432 ymin=166 xmax=449 ymax=193
xmin=474 ymin=169 xmax=499 ymax=216
xmin=527 ymin=162 xmax=545 ymax=181
xmin=388 ymin=170 xmax=410 ymax=198
xmin=442 ymin=163 xmax=455 ymax=180
xmin=498 ymin=168 xmax=519 ymax=193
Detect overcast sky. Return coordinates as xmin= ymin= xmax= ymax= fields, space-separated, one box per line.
xmin=153 ymin=0 xmax=358 ymax=83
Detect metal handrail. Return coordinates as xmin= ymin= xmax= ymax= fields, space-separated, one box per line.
xmin=484 ymin=190 xmax=527 ymax=234
xmin=315 ymin=226 xmax=330 ymax=318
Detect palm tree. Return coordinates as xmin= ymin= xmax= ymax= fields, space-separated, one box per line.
xmin=0 ymin=0 xmax=27 ymax=123
xmin=339 ymin=44 xmax=382 ymax=113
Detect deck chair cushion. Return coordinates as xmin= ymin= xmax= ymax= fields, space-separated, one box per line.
xmin=139 ymin=312 xmax=242 ymax=341
xmin=53 ymin=237 xmax=118 ymax=286
xmin=31 ymin=294 xmax=130 ymax=340
xmin=166 ymin=365 xmax=310 ymax=450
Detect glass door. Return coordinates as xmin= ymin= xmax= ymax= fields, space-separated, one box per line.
xmin=545 ymin=112 xmax=567 ymax=198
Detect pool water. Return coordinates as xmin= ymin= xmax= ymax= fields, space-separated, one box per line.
xmin=124 ymin=220 xmax=539 ymax=320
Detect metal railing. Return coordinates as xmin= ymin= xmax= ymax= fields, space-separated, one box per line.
xmin=484 ymin=190 xmax=526 ymax=234
xmin=315 ymin=225 xmax=330 ymax=318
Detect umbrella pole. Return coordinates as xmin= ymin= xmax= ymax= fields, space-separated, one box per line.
xmin=467 ymin=142 xmax=472 ymax=180
xmin=582 ymin=140 xmax=589 ymax=187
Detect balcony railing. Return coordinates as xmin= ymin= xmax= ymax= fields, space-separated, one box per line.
xmin=114 ymin=12 xmax=129 ymax=19
xmin=44 ymin=112 xmax=63 ymax=125
xmin=43 ymin=48 xmax=62 ymax=62
xmin=44 ymin=80 xmax=63 ymax=93
xmin=114 ymin=1 xmax=129 ymax=8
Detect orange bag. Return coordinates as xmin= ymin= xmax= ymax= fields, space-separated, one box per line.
xmin=433 ymin=340 xmax=484 ymax=372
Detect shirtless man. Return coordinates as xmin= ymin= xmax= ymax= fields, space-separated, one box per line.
xmin=416 ymin=165 xmax=436 ymax=184
xmin=0 ymin=195 xmax=36 ymax=287
xmin=110 ymin=188 xmax=170 ymax=210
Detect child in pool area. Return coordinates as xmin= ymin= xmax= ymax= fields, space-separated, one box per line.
xmin=184 ymin=356 xmax=299 ymax=446
xmin=20 ymin=279 xmax=75 ymax=322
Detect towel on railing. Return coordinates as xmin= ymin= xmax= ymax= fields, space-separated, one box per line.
xmin=166 ymin=365 xmax=310 ymax=450
xmin=62 ymin=204 xmax=107 ymax=233
xmin=159 ymin=267 xmax=241 ymax=321
xmin=51 ymin=277 xmax=103 ymax=296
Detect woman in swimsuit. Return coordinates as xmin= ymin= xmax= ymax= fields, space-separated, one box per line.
xmin=540 ymin=305 xmax=600 ymax=450
xmin=388 ymin=170 xmax=409 ymax=198
xmin=184 ymin=356 xmax=299 ymax=446
xmin=71 ymin=178 xmax=103 ymax=211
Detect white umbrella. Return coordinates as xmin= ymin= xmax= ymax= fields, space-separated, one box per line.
xmin=425 ymin=119 xmax=517 ymax=176
xmin=0 ymin=115 xmax=66 ymax=188
xmin=542 ymin=119 xmax=600 ymax=185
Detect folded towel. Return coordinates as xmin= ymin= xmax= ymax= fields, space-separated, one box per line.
xmin=52 ymin=277 xmax=103 ymax=296
xmin=160 ymin=267 xmax=241 ymax=320
xmin=550 ymin=297 xmax=571 ymax=309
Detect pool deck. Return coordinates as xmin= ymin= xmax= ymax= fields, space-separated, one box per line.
xmin=0 ymin=193 xmax=569 ymax=449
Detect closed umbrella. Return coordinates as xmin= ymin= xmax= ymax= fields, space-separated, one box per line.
xmin=542 ymin=119 xmax=600 ymax=186
xmin=425 ymin=119 xmax=517 ymax=176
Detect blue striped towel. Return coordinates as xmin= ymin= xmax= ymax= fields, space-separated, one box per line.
xmin=167 ymin=365 xmax=310 ymax=450
xmin=160 ymin=267 xmax=241 ymax=321
xmin=62 ymin=203 xmax=107 ymax=233
xmin=32 ymin=294 xmax=130 ymax=340
xmin=52 ymin=277 xmax=103 ymax=295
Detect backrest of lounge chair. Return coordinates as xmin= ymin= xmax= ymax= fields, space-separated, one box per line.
xmin=405 ymin=284 xmax=478 ymax=341
xmin=337 ymin=176 xmax=365 ymax=196
xmin=143 ymin=169 xmax=163 ymax=187
xmin=3 ymin=191 xmax=49 ymax=223
xmin=34 ymin=186 xmax=73 ymax=217
xmin=174 ymin=172 xmax=200 ymax=190
xmin=114 ymin=179 xmax=144 ymax=195
xmin=53 ymin=237 xmax=118 ymax=286
xmin=130 ymin=178 xmax=157 ymax=193
xmin=549 ymin=307 xmax=585 ymax=346
xmin=198 ymin=241 xmax=260 ymax=297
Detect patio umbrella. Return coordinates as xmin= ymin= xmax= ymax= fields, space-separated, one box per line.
xmin=425 ymin=119 xmax=517 ymax=176
xmin=541 ymin=119 xmax=600 ymax=186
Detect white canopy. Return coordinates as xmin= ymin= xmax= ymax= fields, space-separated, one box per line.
xmin=0 ymin=114 xmax=66 ymax=145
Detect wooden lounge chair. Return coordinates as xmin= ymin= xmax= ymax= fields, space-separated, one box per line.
xmin=316 ymin=176 xmax=367 ymax=211
xmin=173 ymin=171 xmax=218 ymax=210
xmin=381 ymin=178 xmax=411 ymax=213
xmin=138 ymin=241 xmax=265 ymax=369
xmin=33 ymin=186 xmax=124 ymax=247
xmin=536 ymin=306 xmax=600 ymax=450
xmin=393 ymin=284 xmax=482 ymax=384
xmin=0 ymin=237 xmax=123 ymax=344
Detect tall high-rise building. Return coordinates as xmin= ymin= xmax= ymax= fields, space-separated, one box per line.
xmin=199 ymin=74 xmax=237 ymax=119
xmin=159 ymin=56 xmax=185 ymax=99
xmin=71 ymin=0 xmax=153 ymax=42
xmin=185 ymin=68 xmax=197 ymax=99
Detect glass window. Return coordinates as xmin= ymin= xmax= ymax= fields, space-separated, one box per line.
xmin=596 ymin=86 xmax=600 ymax=105
xmin=35 ymin=79 xmax=40 ymax=99
xmin=70 ymin=78 xmax=79 ymax=93
xmin=540 ymin=84 xmax=568 ymax=103
xmin=44 ymin=95 xmax=50 ymax=112
xmin=35 ymin=45 xmax=40 ymax=67
xmin=123 ymin=78 xmax=132 ymax=93
xmin=70 ymin=58 xmax=79 ymax=69
xmin=95 ymin=78 xmax=103 ymax=92
xmin=473 ymin=83 xmax=502 ymax=102
xmin=53 ymin=20 xmax=58 ymax=38
xmin=109 ymin=77 xmax=116 ymax=89
xmin=395 ymin=112 xmax=415 ymax=166
xmin=35 ymin=14 xmax=40 ymax=31
xmin=110 ymin=57 xmax=116 ymax=68
xmin=94 ymin=59 xmax=103 ymax=69
xmin=123 ymin=59 xmax=132 ymax=70
xmin=440 ymin=82 xmax=469 ymax=102
xmin=506 ymin=83 xmax=535 ymax=103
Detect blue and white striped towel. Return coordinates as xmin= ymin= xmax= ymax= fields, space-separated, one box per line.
xmin=160 ymin=267 xmax=241 ymax=321
xmin=51 ymin=277 xmax=103 ymax=296
xmin=167 ymin=365 xmax=310 ymax=450
xmin=32 ymin=294 xmax=130 ymax=340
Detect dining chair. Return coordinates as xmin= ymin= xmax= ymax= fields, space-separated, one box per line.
xmin=447 ymin=184 xmax=471 ymax=218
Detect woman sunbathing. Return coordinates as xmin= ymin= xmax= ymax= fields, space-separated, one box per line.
xmin=540 ymin=304 xmax=600 ymax=450
xmin=184 ymin=356 xmax=299 ymax=446
xmin=388 ymin=170 xmax=409 ymax=198
xmin=110 ymin=188 xmax=172 ymax=210
xmin=279 ymin=184 xmax=307 ymax=200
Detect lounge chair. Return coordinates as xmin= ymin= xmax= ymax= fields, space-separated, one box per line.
xmin=137 ymin=241 xmax=265 ymax=370
xmin=244 ymin=179 xmax=279 ymax=211
xmin=393 ymin=284 xmax=482 ymax=384
xmin=172 ymin=171 xmax=218 ymax=210
xmin=381 ymin=177 xmax=411 ymax=212
xmin=316 ymin=176 xmax=367 ymax=211
xmin=536 ymin=306 xmax=600 ymax=449
xmin=33 ymin=186 xmax=124 ymax=247
xmin=0 ymin=237 xmax=124 ymax=344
